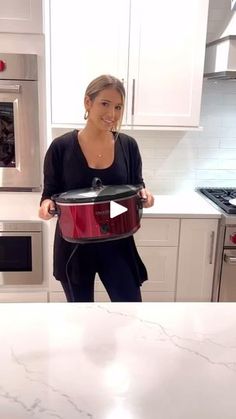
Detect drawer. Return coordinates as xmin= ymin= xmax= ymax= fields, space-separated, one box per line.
xmin=49 ymin=291 xmax=110 ymax=302
xmin=0 ymin=291 xmax=48 ymax=303
xmin=135 ymin=218 xmax=179 ymax=246
xmin=142 ymin=291 xmax=175 ymax=302
xmin=49 ymin=292 xmax=67 ymax=302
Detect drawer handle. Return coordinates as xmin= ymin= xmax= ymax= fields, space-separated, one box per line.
xmin=209 ymin=231 xmax=215 ymax=265
xmin=0 ymin=84 xmax=21 ymax=93
xmin=224 ymin=255 xmax=236 ymax=264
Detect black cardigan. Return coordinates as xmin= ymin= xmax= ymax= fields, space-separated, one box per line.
xmin=41 ymin=129 xmax=145 ymax=203
xmin=40 ymin=129 xmax=147 ymax=285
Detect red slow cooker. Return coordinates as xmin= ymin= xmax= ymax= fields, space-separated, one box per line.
xmin=51 ymin=178 xmax=143 ymax=243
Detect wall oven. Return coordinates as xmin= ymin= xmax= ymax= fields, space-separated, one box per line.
xmin=0 ymin=221 xmax=43 ymax=286
xmin=0 ymin=53 xmax=41 ymax=190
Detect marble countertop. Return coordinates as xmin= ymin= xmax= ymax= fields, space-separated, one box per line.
xmin=1 ymin=302 xmax=235 ymax=419
xmin=0 ymin=191 xmax=221 ymax=220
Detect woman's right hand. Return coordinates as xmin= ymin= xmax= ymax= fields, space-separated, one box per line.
xmin=38 ymin=199 xmax=56 ymax=220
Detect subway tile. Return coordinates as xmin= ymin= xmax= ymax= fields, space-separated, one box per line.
xmin=219 ymin=139 xmax=236 ymax=148
xmin=197 ymin=148 xmax=219 ymax=158
xmin=196 ymin=170 xmax=236 ymax=180
xmin=218 ymin=149 xmax=236 ymax=158
xmin=218 ymin=160 xmax=236 ymax=169
xmin=194 ymin=159 xmax=219 ymax=170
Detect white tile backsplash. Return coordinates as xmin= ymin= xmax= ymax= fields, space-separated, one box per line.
xmin=128 ymin=79 xmax=236 ymax=193
xmin=51 ymin=80 xmax=236 ymax=194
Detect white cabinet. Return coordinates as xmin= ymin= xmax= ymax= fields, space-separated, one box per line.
xmin=50 ymin=0 xmax=129 ymax=125
xmin=50 ymin=218 xmax=179 ymax=302
xmin=0 ymin=291 xmax=48 ymax=303
xmin=49 ymin=291 xmax=66 ymax=302
xmin=176 ymin=219 xmax=218 ymax=302
xmin=0 ymin=0 xmax=43 ymax=34
xmin=94 ymin=218 xmax=179 ymax=302
xmin=127 ymin=0 xmax=209 ymax=127
xmin=135 ymin=218 xmax=179 ymax=301
xmin=48 ymin=217 xmax=219 ymax=303
xmin=49 ymin=0 xmax=209 ymax=127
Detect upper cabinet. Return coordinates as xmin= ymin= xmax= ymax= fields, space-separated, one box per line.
xmin=0 ymin=0 xmax=43 ymax=34
xmin=127 ymin=0 xmax=209 ymax=127
xmin=50 ymin=0 xmax=129 ymax=125
xmin=49 ymin=0 xmax=209 ymax=128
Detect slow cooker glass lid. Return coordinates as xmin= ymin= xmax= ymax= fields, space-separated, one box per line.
xmin=53 ymin=184 xmax=139 ymax=203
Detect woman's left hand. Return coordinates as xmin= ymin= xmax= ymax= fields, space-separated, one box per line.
xmin=139 ymin=188 xmax=155 ymax=208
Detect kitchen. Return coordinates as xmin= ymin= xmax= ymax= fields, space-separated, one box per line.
xmin=1 ymin=1 xmax=236 ymax=418
xmin=1 ymin=0 xmax=236 ymax=303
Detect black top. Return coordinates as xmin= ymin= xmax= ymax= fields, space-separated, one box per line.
xmin=41 ymin=130 xmax=145 ymax=202
xmin=41 ymin=129 xmax=147 ymax=285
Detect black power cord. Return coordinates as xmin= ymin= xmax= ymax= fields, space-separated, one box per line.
xmin=65 ymin=243 xmax=79 ymax=302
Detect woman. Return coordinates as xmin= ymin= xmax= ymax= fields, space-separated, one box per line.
xmin=39 ymin=75 xmax=154 ymax=302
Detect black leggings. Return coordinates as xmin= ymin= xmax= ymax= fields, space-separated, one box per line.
xmin=60 ymin=241 xmax=142 ymax=302
xmin=61 ymin=265 xmax=142 ymax=303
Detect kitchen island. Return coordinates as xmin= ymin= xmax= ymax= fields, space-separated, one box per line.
xmin=0 ymin=302 xmax=235 ymax=418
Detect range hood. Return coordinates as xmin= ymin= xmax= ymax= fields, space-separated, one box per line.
xmin=204 ymin=35 xmax=236 ymax=79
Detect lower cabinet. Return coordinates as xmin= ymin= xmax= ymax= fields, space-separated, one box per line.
xmin=93 ymin=218 xmax=180 ymax=302
xmin=49 ymin=291 xmax=66 ymax=302
xmin=176 ymin=218 xmax=218 ymax=302
xmin=48 ymin=217 xmax=219 ymax=303
xmin=49 ymin=289 xmax=110 ymax=302
xmin=0 ymin=291 xmax=48 ymax=303
xmin=135 ymin=218 xmax=179 ymax=301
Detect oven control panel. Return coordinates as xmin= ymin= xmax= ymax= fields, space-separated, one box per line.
xmin=0 ymin=221 xmax=42 ymax=232
xmin=224 ymin=227 xmax=236 ymax=247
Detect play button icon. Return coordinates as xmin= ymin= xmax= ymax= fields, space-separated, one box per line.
xmin=110 ymin=200 xmax=128 ymax=219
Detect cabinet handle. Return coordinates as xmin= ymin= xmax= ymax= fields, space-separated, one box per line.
xmin=224 ymin=255 xmax=236 ymax=264
xmin=0 ymin=84 xmax=21 ymax=93
xmin=209 ymin=231 xmax=215 ymax=265
xmin=131 ymin=78 xmax=135 ymax=117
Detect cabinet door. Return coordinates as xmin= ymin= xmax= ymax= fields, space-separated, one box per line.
xmin=137 ymin=246 xmax=178 ymax=292
xmin=176 ymin=219 xmax=218 ymax=302
xmin=0 ymin=0 xmax=43 ymax=33
xmin=127 ymin=0 xmax=209 ymax=126
xmin=50 ymin=0 xmax=129 ymax=125
xmin=135 ymin=218 xmax=179 ymax=246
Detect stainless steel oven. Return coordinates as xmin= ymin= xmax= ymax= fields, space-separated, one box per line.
xmin=0 ymin=53 xmax=41 ymax=190
xmin=219 ymin=227 xmax=236 ymax=301
xmin=0 ymin=221 xmax=43 ymax=285
xmin=198 ymin=188 xmax=236 ymax=301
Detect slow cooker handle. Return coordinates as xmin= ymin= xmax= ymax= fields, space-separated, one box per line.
xmin=48 ymin=197 xmax=59 ymax=217
xmin=92 ymin=177 xmax=103 ymax=190
xmin=48 ymin=207 xmax=59 ymax=217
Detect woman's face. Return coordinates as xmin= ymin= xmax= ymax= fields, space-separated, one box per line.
xmin=85 ymin=88 xmax=124 ymax=131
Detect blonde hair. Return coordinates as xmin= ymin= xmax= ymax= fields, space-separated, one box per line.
xmin=84 ymin=74 xmax=125 ymax=133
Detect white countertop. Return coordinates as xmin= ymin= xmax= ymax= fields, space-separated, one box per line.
xmin=143 ymin=192 xmax=221 ymax=218
xmin=0 ymin=191 xmax=221 ymax=220
xmin=0 ymin=302 xmax=235 ymax=419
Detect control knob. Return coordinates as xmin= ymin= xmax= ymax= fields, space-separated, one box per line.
xmin=0 ymin=60 xmax=6 ymax=71
xmin=230 ymin=233 xmax=236 ymax=244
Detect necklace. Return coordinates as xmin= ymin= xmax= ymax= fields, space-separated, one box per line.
xmin=97 ymin=154 xmax=103 ymax=158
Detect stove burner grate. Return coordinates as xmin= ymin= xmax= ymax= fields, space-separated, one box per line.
xmin=198 ymin=188 xmax=236 ymax=214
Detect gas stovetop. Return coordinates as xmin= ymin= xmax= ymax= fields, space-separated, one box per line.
xmin=198 ymin=188 xmax=236 ymax=214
